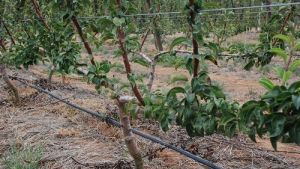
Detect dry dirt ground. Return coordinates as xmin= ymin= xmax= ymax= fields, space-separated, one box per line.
xmin=1 ymin=33 xmax=300 ymax=169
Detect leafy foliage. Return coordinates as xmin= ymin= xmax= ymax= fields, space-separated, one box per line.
xmin=144 ymin=71 xmax=239 ymax=137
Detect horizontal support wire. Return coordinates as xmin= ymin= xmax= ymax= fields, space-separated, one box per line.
xmin=9 ymin=75 xmax=222 ymax=169
xmin=77 ymin=2 xmax=300 ymax=20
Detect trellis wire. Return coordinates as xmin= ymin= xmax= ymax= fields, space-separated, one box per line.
xmin=10 ymin=75 xmax=222 ymax=169
xmin=76 ymin=2 xmax=300 ymax=19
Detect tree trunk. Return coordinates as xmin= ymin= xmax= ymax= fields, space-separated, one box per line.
xmin=30 ymin=0 xmax=50 ymax=30
xmin=140 ymin=29 xmax=150 ymax=51
xmin=116 ymin=98 xmax=144 ymax=169
xmin=153 ymin=29 xmax=163 ymax=51
xmin=71 ymin=15 xmax=96 ymax=65
xmin=145 ymin=0 xmax=163 ymax=52
xmin=0 ymin=39 xmax=6 ymax=51
xmin=48 ymin=66 xmax=55 ymax=83
xmin=188 ymin=0 xmax=200 ymax=77
xmin=2 ymin=20 xmax=16 ymax=45
xmin=93 ymin=0 xmax=99 ymax=15
xmin=0 ymin=64 xmax=20 ymax=105
xmin=265 ymin=0 xmax=272 ymax=20
xmin=116 ymin=0 xmax=145 ymax=106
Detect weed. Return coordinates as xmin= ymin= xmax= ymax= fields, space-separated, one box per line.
xmin=157 ymin=54 xmax=187 ymax=68
xmin=2 ymin=142 xmax=43 ymax=169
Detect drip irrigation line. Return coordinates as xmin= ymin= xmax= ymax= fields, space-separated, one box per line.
xmin=9 ymin=75 xmax=222 ymax=169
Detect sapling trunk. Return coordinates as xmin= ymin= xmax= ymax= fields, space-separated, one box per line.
xmin=0 ymin=64 xmax=20 ymax=105
xmin=48 ymin=66 xmax=55 ymax=83
xmin=0 ymin=39 xmax=6 ymax=51
xmin=71 ymin=15 xmax=96 ymax=65
xmin=272 ymin=8 xmax=295 ymax=46
xmin=30 ymin=0 xmax=50 ymax=30
xmin=140 ymin=29 xmax=150 ymax=51
xmin=145 ymin=0 xmax=163 ymax=52
xmin=115 ymin=0 xmax=145 ymax=105
xmin=188 ymin=0 xmax=200 ymax=77
xmin=2 ymin=21 xmax=16 ymax=45
xmin=116 ymin=98 xmax=144 ymax=169
xmin=117 ymin=27 xmax=145 ymax=106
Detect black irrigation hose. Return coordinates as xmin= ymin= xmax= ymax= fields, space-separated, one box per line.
xmin=10 ymin=76 xmax=222 ymax=169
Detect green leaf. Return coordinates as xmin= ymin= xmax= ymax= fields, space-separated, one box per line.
xmin=288 ymin=81 xmax=300 ymax=92
xmin=273 ymin=34 xmax=292 ymax=44
xmin=274 ymin=67 xmax=285 ymax=80
xmin=259 ymin=78 xmax=275 ymax=91
xmin=244 ymin=60 xmax=255 ymax=71
xmin=292 ymin=95 xmax=300 ymax=110
xmin=113 ymin=17 xmax=125 ymax=27
xmin=269 ymin=115 xmax=286 ymax=137
xmin=169 ymin=37 xmax=189 ymax=51
xmin=270 ymin=48 xmax=288 ymax=63
xmin=144 ymin=105 xmax=152 ymax=118
xmin=270 ymin=136 xmax=279 ymax=151
xmin=186 ymin=93 xmax=196 ymax=104
xmin=167 ymin=87 xmax=186 ymax=98
xmin=169 ymin=74 xmax=188 ymax=84
xmin=204 ymin=55 xmax=218 ymax=65
xmin=282 ymin=71 xmax=292 ymax=83
xmin=292 ymin=122 xmax=300 ymax=145
xmin=185 ymin=58 xmax=193 ymax=75
xmin=290 ymin=59 xmax=300 ymax=72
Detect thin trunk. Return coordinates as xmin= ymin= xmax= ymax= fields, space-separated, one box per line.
xmin=116 ymin=98 xmax=144 ymax=169
xmin=265 ymin=0 xmax=272 ymax=20
xmin=30 ymin=0 xmax=50 ymax=30
xmin=272 ymin=8 xmax=295 ymax=46
xmin=94 ymin=0 xmax=99 ymax=15
xmin=146 ymin=0 xmax=163 ymax=52
xmin=116 ymin=0 xmax=144 ymax=106
xmin=0 ymin=64 xmax=20 ymax=105
xmin=62 ymin=74 xmax=67 ymax=84
xmin=117 ymin=27 xmax=145 ymax=106
xmin=153 ymin=29 xmax=163 ymax=51
xmin=188 ymin=0 xmax=200 ymax=77
xmin=71 ymin=15 xmax=96 ymax=65
xmin=2 ymin=21 xmax=16 ymax=45
xmin=48 ymin=66 xmax=55 ymax=83
xmin=140 ymin=29 xmax=150 ymax=51
xmin=0 ymin=39 xmax=6 ymax=51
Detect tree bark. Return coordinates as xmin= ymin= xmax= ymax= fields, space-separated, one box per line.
xmin=116 ymin=97 xmax=144 ymax=169
xmin=0 ymin=64 xmax=20 ymax=105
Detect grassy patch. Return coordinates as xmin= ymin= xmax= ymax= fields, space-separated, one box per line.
xmin=2 ymin=142 xmax=43 ymax=169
